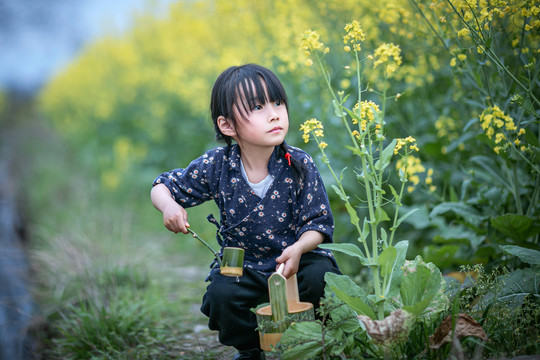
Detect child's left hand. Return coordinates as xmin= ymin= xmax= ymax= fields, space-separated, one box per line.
xmin=276 ymin=244 xmax=303 ymax=278
xmin=276 ymin=230 xmax=325 ymax=278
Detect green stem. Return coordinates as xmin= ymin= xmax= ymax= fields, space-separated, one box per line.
xmin=388 ymin=180 xmax=406 ymax=247
xmin=316 ymin=55 xmax=362 ymax=152
xmin=355 ymin=50 xmax=362 ymax=104
xmin=512 ymin=163 xmax=523 ymax=215
xmin=319 ymin=144 xmax=370 ymax=258
xmin=376 ymin=73 xmax=389 ymax=210
xmin=187 ymin=228 xmax=222 ymax=267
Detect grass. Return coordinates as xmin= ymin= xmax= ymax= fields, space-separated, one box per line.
xmin=27 ymin=189 xmax=240 ymax=359
xmin=27 ymin=188 xmax=237 ymax=359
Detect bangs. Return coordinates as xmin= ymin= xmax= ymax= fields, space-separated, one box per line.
xmin=229 ymin=65 xmax=288 ymax=120
xmin=210 ymin=64 xmax=289 ymax=145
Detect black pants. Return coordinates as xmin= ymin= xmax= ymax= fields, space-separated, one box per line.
xmin=200 ymin=252 xmax=341 ymax=351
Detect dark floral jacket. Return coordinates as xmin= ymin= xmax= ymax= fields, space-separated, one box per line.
xmin=153 ymin=143 xmax=335 ymax=273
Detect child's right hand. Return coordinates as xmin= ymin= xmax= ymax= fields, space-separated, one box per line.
xmin=162 ymin=202 xmax=190 ymax=234
xmin=151 ymin=184 xmax=190 ymax=234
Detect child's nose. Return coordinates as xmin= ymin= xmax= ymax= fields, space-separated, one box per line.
xmin=268 ymin=107 xmax=279 ymax=121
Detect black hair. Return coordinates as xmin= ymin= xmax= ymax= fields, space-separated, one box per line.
xmin=210 ymin=64 xmax=305 ymax=182
xmin=210 ymin=63 xmax=288 ymax=145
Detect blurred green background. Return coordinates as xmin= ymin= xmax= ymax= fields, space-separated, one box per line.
xmin=1 ymin=0 xmax=538 ymax=358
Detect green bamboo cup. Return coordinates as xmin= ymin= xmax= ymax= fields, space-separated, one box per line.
xmin=221 ymin=247 xmax=244 ymax=277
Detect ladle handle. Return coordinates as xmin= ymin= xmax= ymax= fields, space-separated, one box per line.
xmin=276 ymin=263 xmax=285 ymax=275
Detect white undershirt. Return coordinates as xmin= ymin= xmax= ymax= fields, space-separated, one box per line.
xmin=240 ymin=159 xmax=274 ymax=198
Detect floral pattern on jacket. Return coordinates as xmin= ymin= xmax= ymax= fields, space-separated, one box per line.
xmin=152 ymin=144 xmax=335 ymax=273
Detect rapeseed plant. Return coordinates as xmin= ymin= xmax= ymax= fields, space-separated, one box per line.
xmin=299 ymin=20 xmax=446 ymax=339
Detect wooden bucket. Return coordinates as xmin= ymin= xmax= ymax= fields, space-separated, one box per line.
xmin=255 ymin=264 xmax=314 ymax=351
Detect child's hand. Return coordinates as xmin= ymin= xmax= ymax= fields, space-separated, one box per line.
xmin=151 ymin=184 xmax=190 ymax=234
xmin=162 ymin=202 xmax=190 ymax=234
xmin=276 ymin=230 xmax=325 ymax=278
xmin=276 ymin=244 xmax=303 ymax=278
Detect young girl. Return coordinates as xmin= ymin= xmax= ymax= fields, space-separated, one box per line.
xmin=151 ymin=64 xmax=340 ymax=360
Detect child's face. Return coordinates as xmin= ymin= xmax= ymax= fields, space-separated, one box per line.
xmin=232 ymin=82 xmax=289 ymax=150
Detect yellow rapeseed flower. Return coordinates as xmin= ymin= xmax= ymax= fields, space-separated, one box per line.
xmin=319 ymin=141 xmax=328 ymax=149
xmin=373 ymin=43 xmax=402 ymax=74
xmin=397 ymin=155 xmax=425 ymax=191
xmin=479 ymin=105 xmax=514 ymax=140
xmin=394 ymin=136 xmax=419 ymax=154
xmin=343 ymin=20 xmax=365 ymax=52
xmin=359 ymin=100 xmax=381 ymax=122
xmin=495 ymin=132 xmax=506 ymax=144
xmin=300 ymin=30 xmax=324 ymax=57
xmin=300 ymin=118 xmax=324 ymax=143
xmin=457 ymin=28 xmax=471 ymax=37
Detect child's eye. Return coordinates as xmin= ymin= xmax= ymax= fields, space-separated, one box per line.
xmin=275 ymin=100 xmax=283 ymax=106
xmin=252 ymin=104 xmax=263 ymax=111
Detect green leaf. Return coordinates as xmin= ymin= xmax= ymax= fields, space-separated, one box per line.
xmin=346 ymin=145 xmax=363 ymax=156
xmin=401 ymin=205 xmax=432 ymax=230
xmin=280 ymin=322 xmax=323 ymax=360
xmin=331 ymin=184 xmax=348 ymax=202
xmin=380 ymin=227 xmax=387 ymax=246
xmin=470 ymin=155 xmax=513 ymax=193
xmin=491 ymin=214 xmax=540 ymax=242
xmin=324 ymin=273 xmax=373 ymax=318
xmin=319 ymin=243 xmax=369 ymax=266
xmin=392 ymin=208 xmax=419 ymax=230
xmin=332 ymin=99 xmax=346 ymax=117
xmin=384 ymin=241 xmax=408 ymax=299
xmin=394 ymin=240 xmax=409 ymax=264
xmin=374 ymin=139 xmax=397 ymax=171
xmin=423 ymin=244 xmax=463 ymax=269
xmin=375 ymin=207 xmax=390 ymax=224
xmin=378 ymin=246 xmax=397 ymax=278
xmin=400 ymin=263 xmax=442 ymax=317
xmin=430 ymin=202 xmax=485 ymax=225
xmin=389 ymin=184 xmax=401 ymax=206
xmin=501 ymin=245 xmax=540 ymax=265
xmin=324 ymin=273 xmax=368 ymax=299
xmin=331 ymin=285 xmax=377 ymax=319
xmin=482 ymin=268 xmax=540 ymax=309
xmin=345 ymin=202 xmax=360 ymax=227
xmin=362 ymin=218 xmax=370 ymax=241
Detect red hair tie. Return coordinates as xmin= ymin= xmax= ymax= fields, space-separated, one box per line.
xmin=284 ymin=152 xmax=291 ymax=166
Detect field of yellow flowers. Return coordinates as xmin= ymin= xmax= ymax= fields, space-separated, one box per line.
xmin=23 ymin=0 xmax=539 ymax=358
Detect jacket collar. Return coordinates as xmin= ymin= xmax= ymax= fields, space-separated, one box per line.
xmin=227 ymin=142 xmax=288 ymax=178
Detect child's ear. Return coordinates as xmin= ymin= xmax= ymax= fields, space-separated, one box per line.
xmin=217 ymin=116 xmax=237 ymax=137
